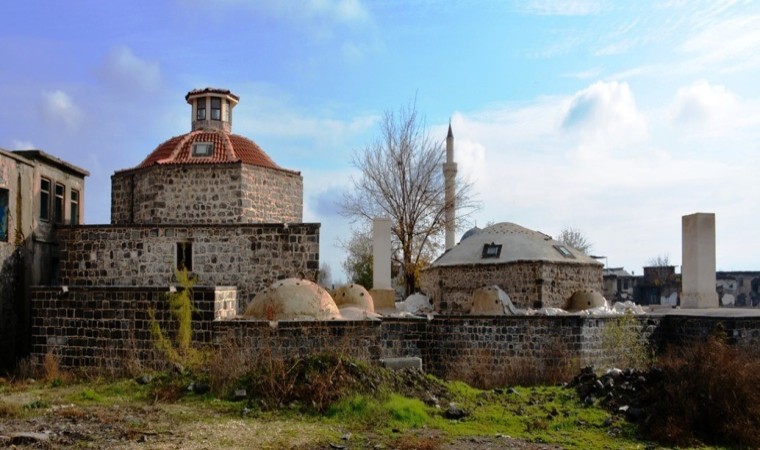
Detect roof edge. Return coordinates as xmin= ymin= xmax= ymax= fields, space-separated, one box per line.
xmin=11 ymin=150 xmax=90 ymax=177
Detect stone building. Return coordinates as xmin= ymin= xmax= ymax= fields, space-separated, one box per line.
xmin=56 ymin=88 xmax=319 ymax=310
xmin=0 ymin=148 xmax=88 ymax=371
xmin=419 ymin=222 xmax=603 ymax=312
xmin=111 ymin=88 xmax=302 ymax=225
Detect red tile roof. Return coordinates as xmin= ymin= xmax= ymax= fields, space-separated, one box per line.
xmin=132 ymin=130 xmax=296 ymax=174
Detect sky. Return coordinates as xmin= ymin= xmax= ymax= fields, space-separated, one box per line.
xmin=1 ymin=0 xmax=758 ymax=281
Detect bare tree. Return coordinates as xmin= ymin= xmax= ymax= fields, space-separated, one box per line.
xmin=648 ymin=254 xmax=671 ymax=267
xmin=341 ymin=101 xmax=477 ymax=296
xmin=557 ymin=226 xmax=592 ymax=254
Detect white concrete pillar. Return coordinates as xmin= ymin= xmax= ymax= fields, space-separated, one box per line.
xmin=372 ymin=217 xmax=392 ymax=290
xmin=681 ymin=213 xmax=718 ymax=308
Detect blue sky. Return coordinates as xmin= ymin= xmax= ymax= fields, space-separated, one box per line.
xmin=1 ymin=0 xmax=758 ymax=280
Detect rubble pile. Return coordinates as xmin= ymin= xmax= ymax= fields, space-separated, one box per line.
xmin=567 ymin=366 xmax=664 ymax=424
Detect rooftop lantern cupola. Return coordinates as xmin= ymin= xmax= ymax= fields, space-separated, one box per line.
xmin=185 ymin=88 xmax=240 ymax=133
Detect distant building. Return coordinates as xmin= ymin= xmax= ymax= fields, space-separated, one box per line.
xmin=0 ymin=148 xmax=88 ymax=370
xmin=420 ymin=222 xmax=603 ymax=312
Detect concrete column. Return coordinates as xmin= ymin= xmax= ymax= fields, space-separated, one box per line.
xmin=681 ymin=213 xmax=718 ymax=308
xmin=370 ymin=217 xmax=395 ymax=309
xmin=372 ymin=217 xmax=392 ymax=289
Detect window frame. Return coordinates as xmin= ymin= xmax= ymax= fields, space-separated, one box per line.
xmin=210 ymin=97 xmax=221 ymax=121
xmin=40 ymin=177 xmax=51 ymax=222
xmin=176 ymin=242 xmax=193 ymax=272
xmin=54 ymin=182 xmax=65 ymax=224
xmin=192 ymin=142 xmax=214 ymax=157
xmin=481 ymin=242 xmax=502 ymax=259
xmin=553 ymin=245 xmax=576 ymax=259
xmin=0 ymin=188 xmax=9 ymax=242
xmin=70 ymin=189 xmax=80 ymax=225
xmin=196 ymin=98 xmax=206 ymax=120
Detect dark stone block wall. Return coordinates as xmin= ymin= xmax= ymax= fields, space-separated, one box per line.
xmin=57 ymin=223 xmax=319 ymax=310
xmin=28 ymin=286 xmax=760 ymax=385
xmin=30 ymin=286 xmax=234 ymax=370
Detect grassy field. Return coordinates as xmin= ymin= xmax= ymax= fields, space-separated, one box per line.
xmin=0 ymin=370 xmax=722 ymax=450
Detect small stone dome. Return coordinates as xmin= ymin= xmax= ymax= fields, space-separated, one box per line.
xmin=244 ymin=278 xmax=340 ymax=321
xmin=471 ymin=285 xmax=519 ymax=315
xmin=460 ymin=226 xmax=482 ymax=241
xmin=333 ymin=284 xmax=375 ymax=313
xmin=565 ymin=289 xmax=606 ymax=312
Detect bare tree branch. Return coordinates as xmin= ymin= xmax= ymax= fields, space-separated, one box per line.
xmin=557 ymin=226 xmax=592 ymax=254
xmin=340 ymin=101 xmax=478 ymax=296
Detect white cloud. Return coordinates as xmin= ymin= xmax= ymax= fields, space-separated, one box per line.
xmin=519 ymin=0 xmax=606 ymax=16
xmin=433 ymin=82 xmax=760 ymax=272
xmin=39 ymin=90 xmax=83 ymax=131
xmin=678 ymin=14 xmax=760 ymax=72
xmin=670 ymin=80 xmax=739 ymax=135
xmin=99 ymin=46 xmax=162 ymax=93
xmin=561 ymin=81 xmax=648 ymax=150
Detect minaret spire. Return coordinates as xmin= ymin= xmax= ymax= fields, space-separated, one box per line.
xmin=443 ymin=120 xmax=457 ymax=250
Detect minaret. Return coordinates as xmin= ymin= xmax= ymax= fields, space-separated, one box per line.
xmin=443 ymin=122 xmax=457 ymax=250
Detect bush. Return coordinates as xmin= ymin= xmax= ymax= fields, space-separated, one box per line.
xmin=644 ymin=335 xmax=760 ymax=448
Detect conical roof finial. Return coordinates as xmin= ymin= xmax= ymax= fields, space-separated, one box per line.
xmin=447 ymin=119 xmax=453 ymax=139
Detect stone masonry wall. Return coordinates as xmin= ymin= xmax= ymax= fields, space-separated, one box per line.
xmin=57 ymin=223 xmax=319 ymax=309
xmin=28 ymin=287 xmax=760 ymax=387
xmin=110 ymin=173 xmax=133 ymax=224
xmin=421 ymin=261 xmax=603 ymax=312
xmin=30 ymin=286 xmax=229 ymax=370
xmin=241 ymin=164 xmax=303 ymax=223
xmin=111 ymin=163 xmax=302 ymax=225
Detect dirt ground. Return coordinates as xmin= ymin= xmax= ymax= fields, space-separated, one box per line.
xmin=0 ymin=401 xmax=561 ymax=450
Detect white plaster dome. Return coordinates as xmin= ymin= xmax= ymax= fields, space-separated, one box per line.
xmin=332 ymin=284 xmax=375 ymax=313
xmin=244 ymin=278 xmax=340 ymax=321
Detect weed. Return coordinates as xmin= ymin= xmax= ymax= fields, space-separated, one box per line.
xmin=13 ymin=355 xmax=38 ymax=381
xmin=601 ymin=313 xmax=652 ymax=370
xmin=643 ymin=335 xmax=760 ymax=448
xmin=149 ymin=267 xmax=200 ymax=372
xmin=43 ymin=351 xmax=61 ymax=383
xmin=0 ymin=400 xmax=22 ymax=418
xmin=80 ymin=387 xmax=104 ymax=402
xmin=23 ymin=399 xmax=50 ymax=410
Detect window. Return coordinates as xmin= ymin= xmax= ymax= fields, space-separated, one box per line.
xmin=481 ymin=242 xmax=502 ymax=258
xmin=0 ymin=188 xmax=8 ymax=242
xmin=70 ymin=190 xmax=79 ymax=225
xmin=553 ymin=245 xmax=575 ymax=259
xmin=54 ymin=183 xmax=65 ymax=224
xmin=40 ymin=178 xmax=51 ymax=221
xmin=211 ymin=97 xmax=221 ymax=120
xmin=196 ymin=98 xmax=206 ymax=120
xmin=192 ymin=143 xmax=214 ymax=157
xmin=176 ymin=242 xmax=193 ymax=271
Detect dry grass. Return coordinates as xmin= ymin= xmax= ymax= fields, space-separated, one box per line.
xmin=391 ymin=434 xmax=443 ymax=450
xmin=0 ymin=400 xmax=22 ymax=418
xmin=644 ymin=335 xmax=760 ymax=448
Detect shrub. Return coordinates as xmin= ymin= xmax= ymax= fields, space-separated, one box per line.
xmin=644 ymin=335 xmax=760 ymax=448
xmin=149 ymin=268 xmax=200 ymax=372
xmin=600 ymin=313 xmax=652 ymax=370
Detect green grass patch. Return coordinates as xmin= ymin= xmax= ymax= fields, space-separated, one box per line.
xmin=383 ymin=394 xmax=429 ymax=429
